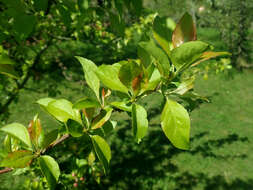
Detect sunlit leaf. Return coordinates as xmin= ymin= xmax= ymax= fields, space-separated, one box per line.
xmin=161 ymin=99 xmax=190 ymax=150
xmin=171 ymin=41 xmax=211 ymax=71
xmin=132 ymin=103 xmax=148 ymax=143
xmin=0 ymin=150 xmax=34 ymax=168
xmin=0 ymin=123 xmax=32 ymax=149
xmin=172 ymin=12 xmax=197 ymax=48
xmin=191 ymin=51 xmax=231 ymax=67
xmin=39 ymin=155 xmax=60 ymax=190
xmin=95 ymin=64 xmax=129 ymax=94
xmin=91 ymin=108 xmax=113 ymax=130
xmin=75 ymin=57 xmax=100 ymax=101
xmin=73 ymin=97 xmax=100 ymax=109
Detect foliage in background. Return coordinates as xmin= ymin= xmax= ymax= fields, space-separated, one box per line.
xmin=0 ymin=11 xmax=229 ymax=189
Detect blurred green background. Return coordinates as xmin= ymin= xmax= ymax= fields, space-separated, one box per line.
xmin=0 ymin=0 xmax=253 ymax=189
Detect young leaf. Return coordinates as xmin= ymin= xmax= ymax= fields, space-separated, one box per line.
xmin=75 ymin=57 xmax=100 ymax=101
xmin=118 ymin=61 xmax=142 ymax=90
xmin=0 ymin=123 xmax=32 ymax=149
xmin=139 ymin=40 xmax=170 ymax=77
xmin=140 ymin=68 xmax=161 ymax=94
xmin=171 ymin=41 xmax=211 ymax=71
xmin=172 ymin=12 xmax=197 ymax=48
xmin=95 ymin=64 xmax=129 ymax=94
xmin=131 ymin=104 xmax=148 ymax=143
xmin=91 ymin=135 xmax=111 ymax=174
xmin=0 ymin=150 xmax=34 ymax=168
xmin=73 ymin=97 xmax=100 ymax=109
xmin=3 ymin=135 xmax=12 ymax=152
xmin=161 ymin=99 xmax=190 ymax=150
xmin=153 ymin=16 xmax=174 ymax=56
xmin=28 ymin=117 xmax=42 ymax=147
xmin=191 ymin=51 xmax=231 ymax=67
xmin=39 ymin=155 xmax=60 ymax=190
xmin=91 ymin=108 xmax=113 ymax=130
xmin=66 ymin=119 xmax=84 ymax=137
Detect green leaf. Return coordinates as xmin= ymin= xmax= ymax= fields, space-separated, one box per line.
xmin=3 ymin=135 xmax=12 ymax=152
xmin=172 ymin=12 xmax=197 ymax=48
xmin=73 ymin=97 xmax=100 ymax=109
xmin=37 ymin=98 xmax=55 ymax=108
xmin=91 ymin=135 xmax=111 ymax=174
xmin=75 ymin=57 xmax=100 ymax=101
xmin=13 ymin=14 xmax=36 ymax=40
xmin=40 ymin=129 xmax=58 ymax=149
xmin=78 ymin=0 xmax=89 ymax=12
xmin=131 ymin=104 xmax=148 ymax=143
xmin=28 ymin=116 xmax=42 ymax=147
xmin=0 ymin=123 xmax=32 ymax=149
xmin=58 ymin=5 xmax=71 ymax=28
xmin=39 ymin=155 xmax=60 ymax=190
xmin=171 ymin=41 xmax=211 ymax=71
xmin=170 ymin=77 xmax=195 ymax=95
xmin=0 ymin=53 xmax=16 ymax=65
xmin=34 ymin=0 xmax=48 ymax=12
xmin=191 ymin=51 xmax=231 ymax=67
xmin=137 ymin=45 xmax=152 ymax=68
xmin=153 ymin=16 xmax=174 ymax=56
xmin=67 ymin=119 xmax=84 ymax=137
xmin=161 ymin=99 xmax=190 ymax=150
xmin=95 ymin=64 xmax=129 ymax=94
xmin=140 ymin=68 xmax=161 ymax=94
xmin=139 ymin=40 xmax=170 ymax=77
xmin=109 ymin=12 xmax=125 ymax=37
xmin=110 ymin=101 xmax=132 ymax=112
xmin=0 ymin=64 xmax=19 ymax=79
xmin=46 ymin=99 xmax=81 ymax=123
xmin=118 ymin=60 xmax=142 ymax=90
xmin=92 ymin=120 xmax=117 ymax=137
xmin=0 ymin=150 xmax=34 ymax=168
xmin=91 ymin=108 xmax=113 ymax=130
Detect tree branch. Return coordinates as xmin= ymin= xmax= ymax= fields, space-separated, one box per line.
xmin=0 ymin=134 xmax=70 ymax=175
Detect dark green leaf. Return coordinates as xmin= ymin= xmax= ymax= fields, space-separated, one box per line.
xmin=0 ymin=64 xmax=19 ymax=79
xmin=39 ymin=155 xmax=60 ymax=190
xmin=67 ymin=119 xmax=84 ymax=137
xmin=13 ymin=14 xmax=36 ymax=40
xmin=0 ymin=123 xmax=32 ymax=149
xmin=34 ymin=0 xmax=48 ymax=12
xmin=0 ymin=150 xmax=34 ymax=168
xmin=153 ymin=16 xmax=174 ymax=56
xmin=161 ymin=99 xmax=190 ymax=150
xmin=172 ymin=12 xmax=197 ymax=48
xmin=91 ymin=135 xmax=111 ymax=174
xmin=40 ymin=129 xmax=58 ymax=149
xmin=78 ymin=0 xmax=89 ymax=12
xmin=132 ymin=104 xmax=148 ymax=143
